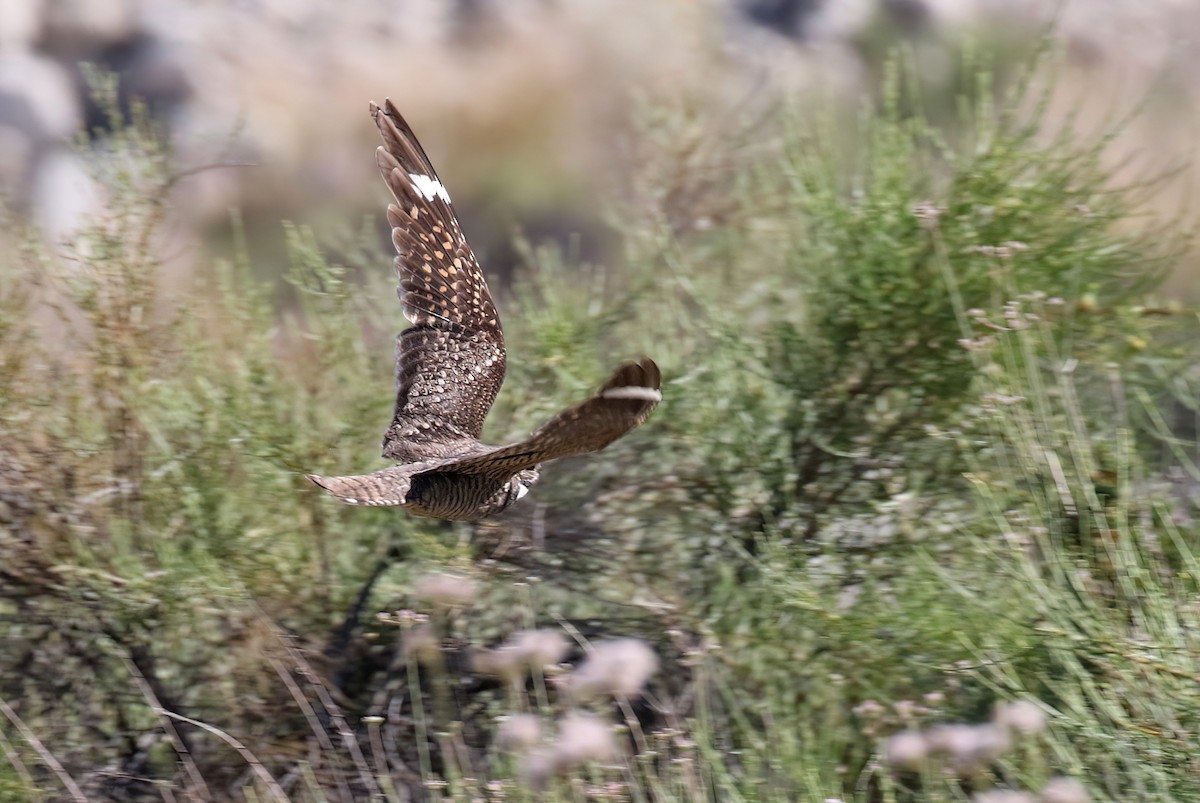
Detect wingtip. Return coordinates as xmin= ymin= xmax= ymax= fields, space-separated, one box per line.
xmin=370 ymin=98 xmax=404 ymax=124
xmin=371 ymin=98 xmax=403 ymax=139
xmin=599 ymin=358 xmax=661 ymax=393
xmin=639 ymin=357 xmax=661 ymax=389
xmin=600 ymin=386 xmax=662 ymax=402
xmin=598 ymin=357 xmax=663 ymax=409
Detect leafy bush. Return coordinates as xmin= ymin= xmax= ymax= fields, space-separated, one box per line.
xmin=1 ymin=55 xmax=1197 ymax=801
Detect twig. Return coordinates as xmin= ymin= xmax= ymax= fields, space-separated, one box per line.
xmin=384 ymin=694 xmax=423 ymax=787
xmin=0 ymin=694 xmax=87 ymax=802
xmin=364 ymin=717 xmax=401 ymax=803
xmin=115 ymin=651 xmax=212 ymax=800
xmin=267 ymin=619 xmax=381 ymax=798
xmin=268 ymin=656 xmax=353 ymax=803
xmin=0 ymin=724 xmax=41 ymax=801
xmin=326 ymin=554 xmax=392 ymax=661
xmin=157 ymin=710 xmax=290 ymax=803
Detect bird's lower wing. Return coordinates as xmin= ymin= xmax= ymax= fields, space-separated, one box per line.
xmin=424 ymin=358 xmax=662 ymax=479
xmin=306 ymin=466 xmax=415 ymax=506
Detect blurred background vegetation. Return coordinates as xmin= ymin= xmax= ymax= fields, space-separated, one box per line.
xmin=2 ymin=1 xmax=1199 ymax=801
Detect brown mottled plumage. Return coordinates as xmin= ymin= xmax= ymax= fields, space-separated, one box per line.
xmin=306 ymin=100 xmax=660 ymax=521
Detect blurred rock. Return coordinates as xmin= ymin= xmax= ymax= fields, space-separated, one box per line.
xmin=0 ymin=50 xmax=81 ymax=142
xmin=0 ymin=0 xmax=1194 ymax=301
xmin=40 ymin=0 xmax=140 ymax=57
xmin=0 ymin=124 xmax=37 ymax=202
xmin=30 ymin=148 xmax=101 ymax=243
xmin=742 ymin=0 xmax=823 ymax=39
xmin=0 ymin=0 xmax=44 ymax=51
xmin=74 ymin=34 xmax=192 ymax=137
xmin=0 ymin=50 xmax=79 ymax=208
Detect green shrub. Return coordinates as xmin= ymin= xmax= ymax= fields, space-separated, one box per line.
xmin=1 ymin=53 xmax=1196 ymax=802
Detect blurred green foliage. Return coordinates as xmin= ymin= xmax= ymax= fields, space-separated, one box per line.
xmin=1 ymin=54 xmax=1198 ymax=802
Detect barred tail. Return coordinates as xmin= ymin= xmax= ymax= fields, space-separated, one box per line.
xmin=305 ymin=469 xmax=411 ymax=507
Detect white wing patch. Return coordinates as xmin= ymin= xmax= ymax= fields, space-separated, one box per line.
xmin=340 ymin=497 xmax=404 ymax=506
xmin=409 ymin=173 xmax=451 ymax=203
xmin=516 ymin=483 xmax=530 ymax=500
xmin=601 ymin=386 xmax=662 ymax=402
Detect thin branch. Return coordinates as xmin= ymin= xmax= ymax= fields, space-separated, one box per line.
xmin=0 ymin=694 xmax=87 ymax=802
xmin=157 ymin=711 xmax=290 ymax=803
xmin=115 ymin=652 xmax=213 ymax=800
xmin=261 ymin=613 xmax=380 ymax=798
xmin=268 ymin=656 xmax=353 ymax=803
xmin=0 ymin=724 xmax=41 ymax=801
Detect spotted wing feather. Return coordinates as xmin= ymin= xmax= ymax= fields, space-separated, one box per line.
xmin=371 ymin=99 xmax=506 ymax=462
xmin=414 ymin=358 xmax=662 ymax=479
xmin=306 ymin=468 xmax=413 ymax=507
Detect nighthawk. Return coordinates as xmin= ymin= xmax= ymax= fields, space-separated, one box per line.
xmin=306 ymin=100 xmax=661 ymax=521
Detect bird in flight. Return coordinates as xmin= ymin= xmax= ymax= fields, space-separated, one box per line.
xmin=306 ymin=100 xmax=660 ymax=521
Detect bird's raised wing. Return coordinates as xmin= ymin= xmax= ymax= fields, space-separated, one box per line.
xmin=414 ymin=358 xmax=661 ymax=479
xmin=371 ymin=99 xmax=506 ymax=462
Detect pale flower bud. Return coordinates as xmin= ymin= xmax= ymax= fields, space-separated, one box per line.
xmin=472 ymin=629 xmax=569 ymax=680
xmin=496 ymin=714 xmax=542 ymax=751
xmin=412 ymin=571 xmax=478 ymax=609
xmin=1040 ymin=777 xmax=1089 ymax=803
xmin=568 ymin=638 xmax=659 ymax=700
xmin=885 ymin=730 xmax=928 ymax=770
xmin=553 ymin=713 xmax=617 ymax=766
xmin=994 ymin=700 xmax=1047 ymax=735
